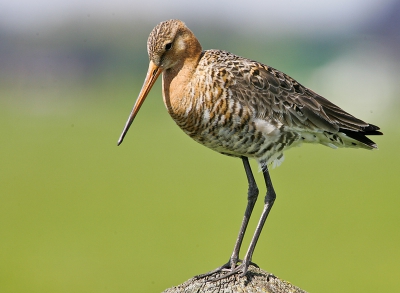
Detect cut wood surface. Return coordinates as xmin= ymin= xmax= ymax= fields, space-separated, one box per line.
xmin=162 ymin=265 xmax=308 ymax=293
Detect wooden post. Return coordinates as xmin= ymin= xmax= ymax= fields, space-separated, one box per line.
xmin=162 ymin=265 xmax=308 ymax=293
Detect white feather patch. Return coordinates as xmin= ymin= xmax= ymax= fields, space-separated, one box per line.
xmin=253 ymin=118 xmax=281 ymax=136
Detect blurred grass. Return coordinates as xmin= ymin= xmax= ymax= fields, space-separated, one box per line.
xmin=0 ymin=21 xmax=399 ymax=292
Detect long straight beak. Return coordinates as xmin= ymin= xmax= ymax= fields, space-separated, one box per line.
xmin=117 ymin=61 xmax=162 ymax=145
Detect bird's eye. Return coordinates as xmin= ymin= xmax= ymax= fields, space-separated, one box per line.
xmin=165 ymin=42 xmax=172 ymax=51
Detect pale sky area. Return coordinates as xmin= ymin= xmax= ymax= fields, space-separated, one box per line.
xmin=0 ymin=0 xmax=396 ymax=33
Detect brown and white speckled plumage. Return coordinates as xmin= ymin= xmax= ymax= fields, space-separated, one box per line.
xmin=132 ymin=19 xmax=381 ymax=168
xmin=117 ymin=19 xmax=382 ymax=278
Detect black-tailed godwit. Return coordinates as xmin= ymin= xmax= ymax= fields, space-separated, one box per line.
xmin=117 ymin=19 xmax=382 ymax=279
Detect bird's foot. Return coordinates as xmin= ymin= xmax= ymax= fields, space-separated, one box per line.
xmin=195 ymin=258 xmax=258 ymax=281
xmin=194 ymin=261 xmax=232 ymax=279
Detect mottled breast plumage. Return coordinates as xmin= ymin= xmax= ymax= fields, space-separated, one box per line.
xmin=164 ymin=50 xmax=283 ymax=165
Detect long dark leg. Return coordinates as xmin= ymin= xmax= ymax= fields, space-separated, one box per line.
xmin=195 ymin=156 xmax=259 ymax=278
xmin=229 ymin=156 xmax=259 ymax=268
xmin=239 ymin=163 xmax=276 ymax=275
xmin=220 ymin=163 xmax=276 ymax=278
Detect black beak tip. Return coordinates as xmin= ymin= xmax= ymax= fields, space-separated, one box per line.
xmin=117 ymin=134 xmax=125 ymax=146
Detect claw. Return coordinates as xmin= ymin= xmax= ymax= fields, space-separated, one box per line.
xmin=194 ymin=260 xmax=231 ymax=279
xmin=195 ymin=258 xmax=259 ymax=281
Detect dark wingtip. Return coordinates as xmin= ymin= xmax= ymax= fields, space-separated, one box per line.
xmin=340 ymin=123 xmax=382 ymax=149
xmin=368 ymin=130 xmax=383 ymax=136
xmin=364 ymin=123 xmax=383 ymax=135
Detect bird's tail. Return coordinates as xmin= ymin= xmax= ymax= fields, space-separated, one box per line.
xmin=339 ymin=123 xmax=382 ymax=149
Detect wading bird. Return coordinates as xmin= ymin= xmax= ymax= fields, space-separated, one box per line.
xmin=117 ymin=19 xmax=382 ymax=279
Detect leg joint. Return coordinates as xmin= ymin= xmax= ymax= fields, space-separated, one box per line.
xmin=264 ymin=188 xmax=276 ymax=203
xmin=248 ymin=183 xmax=259 ymax=200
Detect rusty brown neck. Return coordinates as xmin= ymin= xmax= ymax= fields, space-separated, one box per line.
xmin=162 ymin=31 xmax=202 ymax=115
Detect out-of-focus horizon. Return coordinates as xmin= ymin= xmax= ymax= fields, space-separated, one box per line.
xmin=1 ymin=1 xmax=399 ymax=293
xmin=2 ymin=0 xmax=399 ymax=115
xmin=0 ymin=0 xmax=398 ymax=34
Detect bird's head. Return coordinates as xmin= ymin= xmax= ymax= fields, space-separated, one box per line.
xmin=117 ymin=19 xmax=201 ymax=145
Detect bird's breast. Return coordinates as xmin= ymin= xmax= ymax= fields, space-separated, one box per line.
xmin=163 ymin=77 xmax=290 ymax=162
xmin=161 ymin=53 xmax=300 ymax=164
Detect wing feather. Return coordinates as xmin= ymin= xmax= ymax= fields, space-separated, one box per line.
xmin=223 ymin=51 xmax=381 ymax=148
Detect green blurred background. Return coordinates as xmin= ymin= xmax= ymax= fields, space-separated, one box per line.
xmin=1 ymin=1 xmax=399 ymax=292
